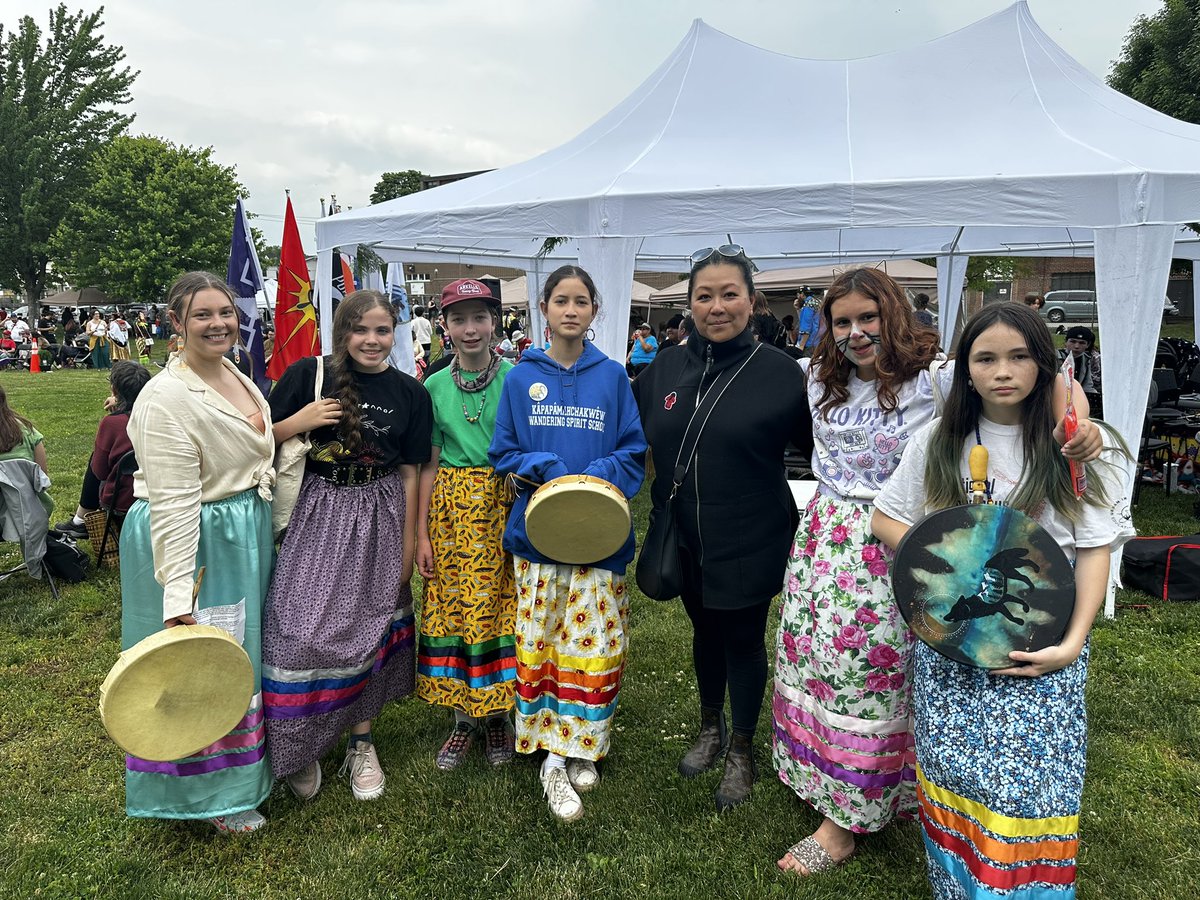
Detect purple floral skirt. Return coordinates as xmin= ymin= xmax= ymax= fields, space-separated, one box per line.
xmin=771 ymin=491 xmax=917 ymax=833
xmin=261 ymin=472 xmax=416 ymax=778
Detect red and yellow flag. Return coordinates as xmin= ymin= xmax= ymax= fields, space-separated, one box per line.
xmin=267 ymin=197 xmax=320 ymax=380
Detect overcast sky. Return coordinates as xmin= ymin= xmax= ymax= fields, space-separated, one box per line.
xmin=7 ymin=0 xmax=1164 ymax=246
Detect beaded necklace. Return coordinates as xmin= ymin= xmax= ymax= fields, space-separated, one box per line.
xmin=451 ymin=352 xmax=501 ymax=424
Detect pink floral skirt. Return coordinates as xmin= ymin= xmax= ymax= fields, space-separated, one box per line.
xmin=771 ymin=491 xmax=917 ymax=834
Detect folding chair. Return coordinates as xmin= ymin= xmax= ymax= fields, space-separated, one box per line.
xmin=92 ymin=450 xmax=138 ymax=567
xmin=0 ymin=458 xmax=60 ymax=601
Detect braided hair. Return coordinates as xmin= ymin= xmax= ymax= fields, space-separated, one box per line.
xmin=329 ymin=289 xmax=395 ymax=454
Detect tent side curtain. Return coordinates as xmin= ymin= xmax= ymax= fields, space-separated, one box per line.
xmin=1093 ymin=224 xmax=1176 ymax=618
xmin=577 ymin=237 xmax=639 ymax=364
xmin=936 ymin=255 xmax=969 ymax=347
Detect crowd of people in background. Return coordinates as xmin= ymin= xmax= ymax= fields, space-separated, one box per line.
xmin=0 ymin=304 xmax=174 ymax=371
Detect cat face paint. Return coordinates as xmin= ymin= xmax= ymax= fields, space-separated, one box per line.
xmin=834 ymin=332 xmax=881 ymax=358
xmin=829 ymin=291 xmax=883 ymax=376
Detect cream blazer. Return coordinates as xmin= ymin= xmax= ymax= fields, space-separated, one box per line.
xmin=129 ymin=356 xmax=275 ymax=621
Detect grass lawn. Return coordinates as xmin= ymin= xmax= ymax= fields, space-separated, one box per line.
xmin=1 ymin=366 xmax=1198 ymax=900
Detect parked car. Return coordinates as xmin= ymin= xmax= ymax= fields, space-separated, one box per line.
xmin=1041 ymin=289 xmax=1176 ymax=323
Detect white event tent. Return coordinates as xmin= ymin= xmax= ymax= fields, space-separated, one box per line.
xmin=315 ymin=2 xmax=1200 ymax=613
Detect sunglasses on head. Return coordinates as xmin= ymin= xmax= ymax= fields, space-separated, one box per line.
xmin=689 ymin=244 xmax=758 ymax=272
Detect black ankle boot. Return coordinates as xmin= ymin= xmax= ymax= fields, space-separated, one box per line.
xmin=678 ymin=708 xmax=728 ymax=778
xmin=714 ymin=733 xmax=757 ymax=811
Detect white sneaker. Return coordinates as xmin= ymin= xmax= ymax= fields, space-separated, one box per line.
xmin=566 ymin=758 xmax=599 ymax=793
xmin=540 ymin=763 xmax=583 ymax=822
xmin=339 ymin=741 xmax=385 ymax=801
xmin=286 ymin=760 xmax=322 ymax=801
xmin=209 ymin=809 xmax=266 ymax=834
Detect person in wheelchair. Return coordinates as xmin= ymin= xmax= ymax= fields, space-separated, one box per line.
xmin=54 ymin=361 xmax=151 ymax=539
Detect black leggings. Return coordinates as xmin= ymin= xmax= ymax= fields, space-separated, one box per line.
xmin=79 ymin=453 xmax=101 ymax=510
xmin=680 ymin=552 xmax=772 ymax=738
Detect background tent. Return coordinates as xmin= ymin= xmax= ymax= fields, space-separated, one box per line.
xmin=40 ymin=286 xmax=109 ymax=309
xmin=315 ymin=2 xmax=1200 ymax=614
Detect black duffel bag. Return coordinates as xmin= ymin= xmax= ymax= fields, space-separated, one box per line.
xmin=1122 ymin=534 xmax=1200 ymax=602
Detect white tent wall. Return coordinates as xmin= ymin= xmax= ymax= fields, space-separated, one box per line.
xmin=1094 ymin=225 xmax=1176 ymax=617
xmin=525 ymin=263 xmax=548 ymax=352
xmin=936 ymin=254 xmax=969 ymax=347
xmin=577 ymin=238 xmax=639 ymax=363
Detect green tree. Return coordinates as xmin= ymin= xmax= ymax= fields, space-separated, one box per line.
xmin=0 ymin=5 xmax=136 ymax=314
xmin=965 ymin=256 xmax=1033 ymax=292
xmin=52 ymin=135 xmax=245 ymax=303
xmin=917 ymin=256 xmax=1034 ymax=292
xmin=370 ymin=169 xmax=425 ymax=205
xmin=1109 ymin=0 xmax=1200 ymax=123
xmin=259 ymin=244 xmax=281 ymax=269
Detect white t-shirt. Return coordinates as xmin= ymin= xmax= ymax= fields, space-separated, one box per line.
xmin=9 ymin=320 xmax=30 ymax=343
xmin=803 ymin=357 xmax=955 ymax=501
xmin=874 ymin=417 xmax=1132 ymax=561
xmin=411 ymin=317 xmax=432 ymax=345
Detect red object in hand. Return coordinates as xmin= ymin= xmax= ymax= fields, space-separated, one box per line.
xmin=1059 ymin=356 xmax=1087 ymax=499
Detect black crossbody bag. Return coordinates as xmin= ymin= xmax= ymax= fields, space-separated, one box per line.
xmin=636 ymin=345 xmax=760 ymax=600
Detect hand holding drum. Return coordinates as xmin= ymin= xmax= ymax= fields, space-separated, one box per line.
xmin=98 ymin=566 xmax=254 ymax=761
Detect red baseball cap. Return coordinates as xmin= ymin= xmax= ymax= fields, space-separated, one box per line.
xmin=440 ymin=278 xmax=498 ymax=311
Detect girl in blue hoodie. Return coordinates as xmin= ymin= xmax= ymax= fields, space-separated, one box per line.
xmin=489 ymin=265 xmax=646 ymax=823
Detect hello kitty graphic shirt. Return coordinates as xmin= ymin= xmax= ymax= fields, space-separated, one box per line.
xmin=802 ymin=357 xmax=955 ymax=502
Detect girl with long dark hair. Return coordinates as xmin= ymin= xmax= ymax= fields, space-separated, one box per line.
xmin=490 ymin=265 xmax=646 ymax=822
xmin=872 ymin=302 xmax=1129 ymax=898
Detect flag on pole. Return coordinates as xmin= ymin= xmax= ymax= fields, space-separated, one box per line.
xmin=385 ymin=262 xmax=414 ymax=375
xmin=226 ymin=199 xmax=269 ymax=390
xmin=331 ymin=250 xmax=356 ymax=300
xmin=267 ymin=196 xmax=320 ymax=380
xmin=340 ymin=252 xmax=357 ymax=296
xmin=386 ymin=262 xmax=411 ymax=324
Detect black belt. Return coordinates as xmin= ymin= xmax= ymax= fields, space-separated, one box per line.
xmin=308 ymin=461 xmax=395 ymax=486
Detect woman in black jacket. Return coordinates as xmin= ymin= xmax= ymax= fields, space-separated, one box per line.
xmin=633 ymin=246 xmax=813 ymax=811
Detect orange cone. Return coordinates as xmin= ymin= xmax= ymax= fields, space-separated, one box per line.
xmin=29 ymin=347 xmax=41 ymax=373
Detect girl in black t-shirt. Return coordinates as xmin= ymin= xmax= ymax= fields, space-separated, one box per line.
xmin=262 ymin=290 xmax=433 ymax=805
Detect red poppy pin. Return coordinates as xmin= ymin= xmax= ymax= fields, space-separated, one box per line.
xmin=664 ymin=391 xmax=677 ymax=410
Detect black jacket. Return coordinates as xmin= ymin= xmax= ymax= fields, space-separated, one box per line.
xmin=633 ymin=328 xmax=813 ymax=609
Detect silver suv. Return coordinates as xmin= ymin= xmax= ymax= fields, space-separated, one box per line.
xmin=1041 ymin=289 xmax=1177 ymax=323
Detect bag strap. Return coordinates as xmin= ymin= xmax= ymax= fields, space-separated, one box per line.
xmin=668 ymin=344 xmax=761 ymax=498
xmin=929 ymin=356 xmax=948 ymax=416
xmin=305 ymin=355 xmax=325 ymax=441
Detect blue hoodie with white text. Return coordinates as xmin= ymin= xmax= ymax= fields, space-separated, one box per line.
xmin=488 ymin=343 xmax=646 ymax=573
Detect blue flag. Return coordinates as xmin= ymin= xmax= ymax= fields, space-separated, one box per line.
xmin=226 ymin=199 xmax=269 ymax=390
xmin=386 ymin=262 xmax=410 ymax=323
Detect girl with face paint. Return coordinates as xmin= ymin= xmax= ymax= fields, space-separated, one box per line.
xmin=771 ymin=269 xmax=1102 ymax=878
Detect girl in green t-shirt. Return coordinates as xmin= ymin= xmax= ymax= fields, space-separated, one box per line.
xmin=414 ymin=279 xmax=518 ymax=772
